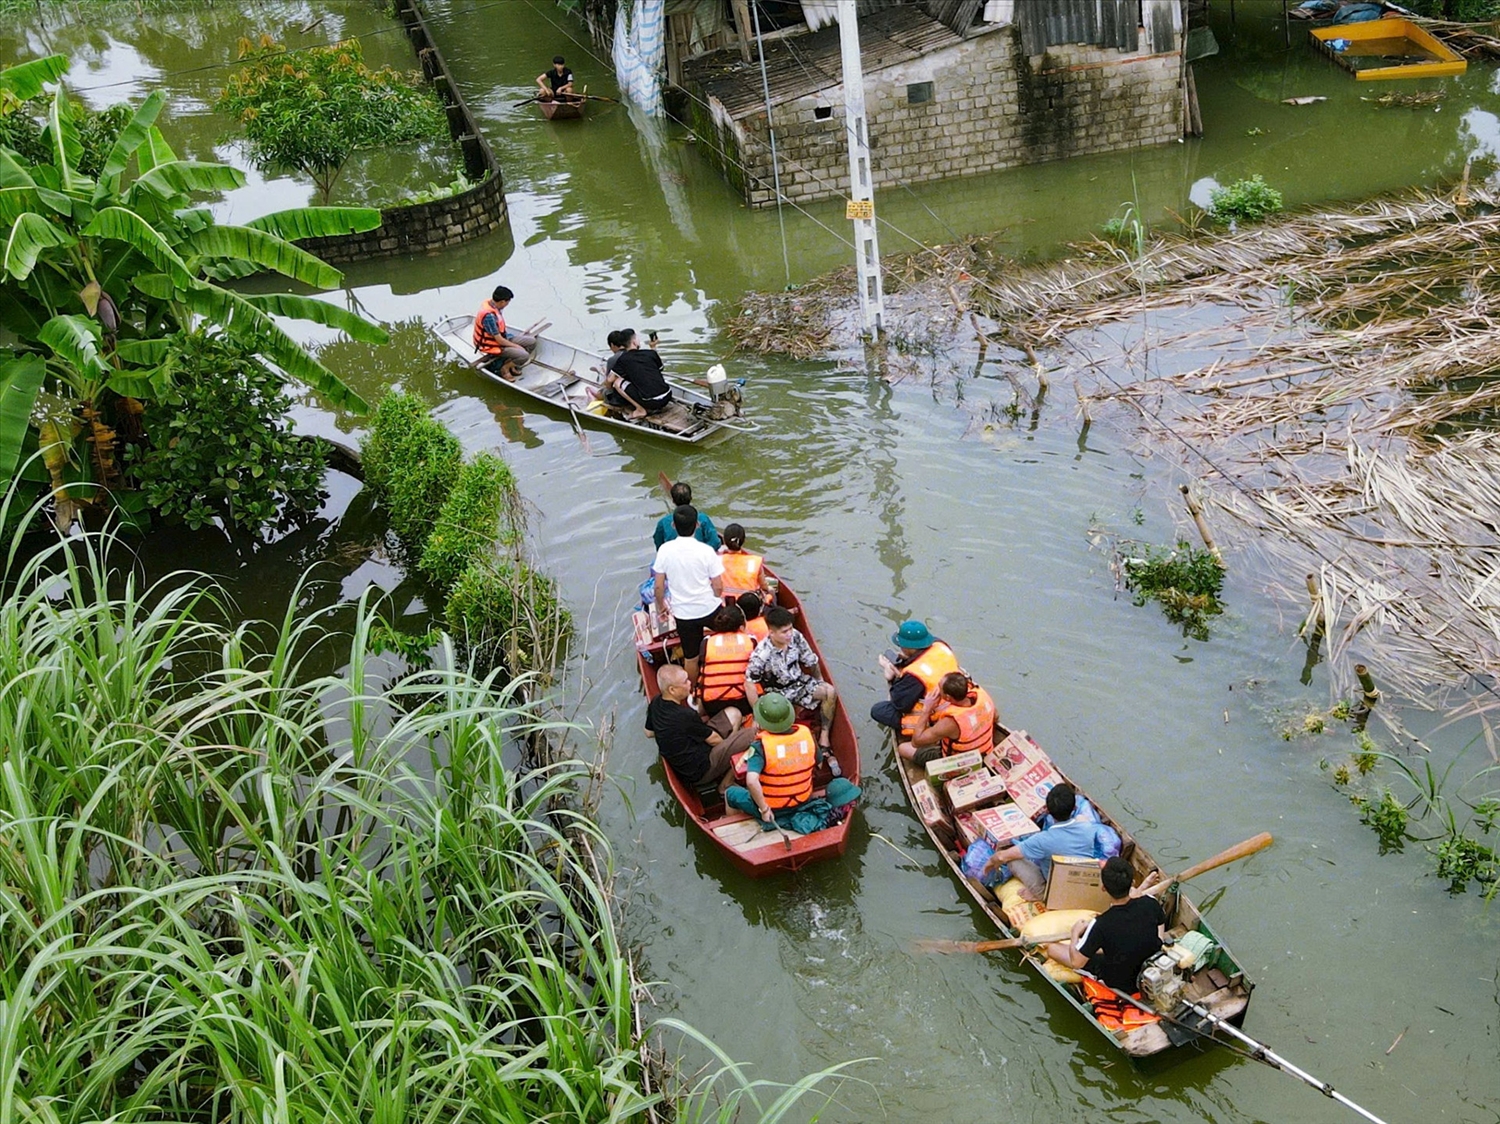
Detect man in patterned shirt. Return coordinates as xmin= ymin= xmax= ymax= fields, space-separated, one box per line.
xmin=745 ymin=606 xmax=839 ymax=765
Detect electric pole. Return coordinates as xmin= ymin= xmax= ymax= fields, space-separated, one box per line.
xmin=837 ymin=0 xmax=884 ymax=337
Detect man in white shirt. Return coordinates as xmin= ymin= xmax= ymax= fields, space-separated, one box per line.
xmin=653 ymin=505 xmax=725 ymax=686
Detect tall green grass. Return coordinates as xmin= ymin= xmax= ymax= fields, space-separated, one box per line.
xmin=0 ymin=505 xmax=854 ymax=1121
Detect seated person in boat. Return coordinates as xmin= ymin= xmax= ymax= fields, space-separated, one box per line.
xmin=736 ymin=590 xmax=770 ymax=641
xmin=897 ymin=672 xmax=997 ymax=765
xmin=724 ymin=692 xmax=860 ymax=831
xmin=1039 ymin=856 xmax=1166 ymax=993
xmin=746 ymin=606 xmax=838 ymax=762
xmin=718 ymin=523 xmax=773 ymax=599
xmin=871 ymin=619 xmax=960 ymax=738
xmin=646 ymin=665 xmax=756 ymax=793
xmin=472 ymin=285 xmax=536 ymax=381
xmin=596 ymin=329 xmax=672 ymax=419
xmin=652 ymin=481 xmax=721 ymax=549
xmin=536 ymin=55 xmax=575 ymax=100
xmin=980 ymin=782 xmax=1100 ymax=902
xmin=699 ymin=604 xmax=756 ymax=714
xmin=652 ymin=504 xmax=724 ymax=686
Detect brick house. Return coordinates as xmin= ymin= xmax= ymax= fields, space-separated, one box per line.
xmin=677 ymin=0 xmax=1187 ymax=207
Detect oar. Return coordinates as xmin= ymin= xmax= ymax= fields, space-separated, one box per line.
xmin=916 ymin=832 xmax=1273 ymax=955
xmin=658 ymin=470 xmax=675 ymax=503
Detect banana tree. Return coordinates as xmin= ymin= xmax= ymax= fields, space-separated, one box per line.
xmin=0 ymin=74 xmax=387 ymax=527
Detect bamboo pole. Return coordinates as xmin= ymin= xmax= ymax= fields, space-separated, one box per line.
xmin=1353 ymin=663 xmax=1380 ymax=733
xmin=1299 ymin=572 xmax=1324 ymax=637
xmin=1180 ymin=484 xmax=1224 ymax=564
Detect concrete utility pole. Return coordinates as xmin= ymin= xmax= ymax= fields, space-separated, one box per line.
xmin=836 ymin=0 xmax=884 ymax=336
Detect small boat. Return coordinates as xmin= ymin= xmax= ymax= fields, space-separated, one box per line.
xmin=432 ymin=316 xmax=753 ymax=446
xmin=633 ymin=570 xmax=860 ymax=877
xmin=538 ymin=95 xmax=587 ymax=120
xmin=898 ymin=724 xmax=1253 ymax=1058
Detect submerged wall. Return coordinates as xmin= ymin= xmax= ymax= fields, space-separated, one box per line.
xmin=688 ymin=24 xmax=1183 ymax=208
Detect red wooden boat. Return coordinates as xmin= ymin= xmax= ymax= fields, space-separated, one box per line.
xmin=633 ymin=570 xmax=860 ymax=877
xmin=538 ymin=96 xmax=586 ymax=120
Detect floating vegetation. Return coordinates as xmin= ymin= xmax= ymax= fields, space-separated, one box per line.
xmin=1207 ymin=175 xmax=1285 ymax=224
xmin=1360 ymin=89 xmax=1446 ymax=108
xmin=1119 ymin=540 xmax=1226 ymax=641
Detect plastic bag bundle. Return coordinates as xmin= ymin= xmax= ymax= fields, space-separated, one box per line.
xmin=961 ymin=839 xmax=1001 ymax=887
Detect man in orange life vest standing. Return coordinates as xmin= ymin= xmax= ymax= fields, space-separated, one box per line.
xmin=897 ymin=671 xmax=997 ymax=765
xmin=472 ymin=285 xmax=536 ymax=381
xmin=871 ymin=619 xmax=960 ymax=737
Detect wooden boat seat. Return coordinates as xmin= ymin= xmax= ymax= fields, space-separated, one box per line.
xmin=643 ymin=401 xmax=699 ymax=434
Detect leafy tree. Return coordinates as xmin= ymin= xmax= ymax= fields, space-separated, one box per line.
xmin=0 ymin=70 xmax=388 ymax=529
xmin=218 ymin=36 xmax=448 ymax=205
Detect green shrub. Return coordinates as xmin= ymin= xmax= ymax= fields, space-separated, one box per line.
xmin=126 ymin=333 xmax=327 ymax=531
xmin=418 ymin=452 xmax=517 ymax=593
xmin=1122 ymin=541 xmax=1226 ymax=640
xmin=361 ymin=391 xmax=462 ymax=556
xmin=1208 ymin=175 xmax=1283 ymax=224
xmin=446 ymin=557 xmax=571 ymax=677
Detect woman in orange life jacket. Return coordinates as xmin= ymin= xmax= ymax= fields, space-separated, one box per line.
xmin=698 ymin=603 xmax=755 ymax=715
xmin=736 ymin=591 xmax=770 ymax=642
xmin=717 ymin=523 xmax=770 ymax=599
xmin=897 ymin=671 xmax=997 ymax=765
xmin=471 ymin=285 xmax=537 ymax=381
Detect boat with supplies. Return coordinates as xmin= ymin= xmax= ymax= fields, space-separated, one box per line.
xmin=432 ymin=316 xmax=754 ymax=445
xmin=633 ymin=569 xmax=859 ymax=877
xmin=900 ymin=723 xmax=1254 ymax=1058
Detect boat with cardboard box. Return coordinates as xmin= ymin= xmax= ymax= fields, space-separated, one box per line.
xmin=900 ymin=723 xmax=1254 ymax=1058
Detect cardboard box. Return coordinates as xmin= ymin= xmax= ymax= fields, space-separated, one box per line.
xmin=945 ymin=770 xmax=1009 ymax=814
xmin=954 ymin=811 xmax=983 ymax=849
xmin=924 ymin=749 xmax=985 ymax=783
xmin=985 ymin=730 xmax=1064 ymax=820
xmin=1044 ymin=854 xmax=1114 ymax=913
xmin=973 ymin=803 xmax=1039 ymax=848
xmin=911 ymin=778 xmax=949 ymax=830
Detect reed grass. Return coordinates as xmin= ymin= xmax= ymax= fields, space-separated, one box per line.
xmin=0 ymin=503 xmax=850 ymax=1121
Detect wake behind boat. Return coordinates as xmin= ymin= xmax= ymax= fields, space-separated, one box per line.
xmin=433 ymin=316 xmax=753 ymax=445
xmin=899 ymin=723 xmax=1253 ymax=1058
xmin=634 ymin=569 xmax=860 ymax=877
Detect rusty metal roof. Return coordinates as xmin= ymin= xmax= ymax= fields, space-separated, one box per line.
xmin=681 ymin=7 xmax=964 ymax=121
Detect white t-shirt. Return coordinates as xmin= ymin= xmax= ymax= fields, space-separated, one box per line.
xmin=652 ymin=536 xmax=724 ymax=620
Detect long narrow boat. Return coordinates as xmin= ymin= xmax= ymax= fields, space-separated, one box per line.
xmin=898 ymin=725 xmax=1253 ymax=1058
xmin=634 ymin=571 xmax=859 ymax=877
xmin=433 ymin=316 xmax=753 ymax=446
xmin=538 ymin=96 xmax=587 ymax=120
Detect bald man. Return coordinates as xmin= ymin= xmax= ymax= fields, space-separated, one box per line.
xmin=645 ymin=665 xmax=758 ymax=791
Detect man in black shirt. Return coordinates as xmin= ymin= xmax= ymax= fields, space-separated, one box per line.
xmin=645 ymin=665 xmax=756 ymax=789
xmin=599 ymin=329 xmax=672 ymax=419
xmin=1041 ymin=856 xmax=1166 ymax=993
xmin=536 ymin=56 xmax=575 ymax=100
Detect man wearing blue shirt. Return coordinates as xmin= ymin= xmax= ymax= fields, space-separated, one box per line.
xmin=652 ymin=481 xmax=720 ymax=549
xmin=981 ymin=782 xmax=1097 ymax=901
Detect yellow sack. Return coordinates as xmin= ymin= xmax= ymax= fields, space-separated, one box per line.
xmin=996 ymin=878 xmax=1027 ymax=908
xmin=1020 ymin=908 xmax=1098 ymax=947
xmin=1041 ymin=957 xmax=1083 ymax=985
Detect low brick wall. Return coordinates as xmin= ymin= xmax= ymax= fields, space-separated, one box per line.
xmin=693 ymin=24 xmax=1183 ymax=208
xmin=298 ymin=0 xmax=508 ymax=263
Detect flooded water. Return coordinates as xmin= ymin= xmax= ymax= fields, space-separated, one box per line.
xmin=8 ymin=1 xmax=1500 ymax=1120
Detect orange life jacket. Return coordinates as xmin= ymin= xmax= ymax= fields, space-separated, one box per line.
xmin=720 ymin=551 xmax=764 ymax=596
xmin=757 ymin=725 xmax=816 ymax=809
xmin=746 ymin=616 xmax=769 ymax=642
xmin=898 ymin=642 xmax=960 ymax=738
xmin=932 ymin=685 xmax=996 ymax=755
xmin=472 ymin=300 xmax=508 ymax=355
xmin=701 ymin=631 xmax=755 ymax=702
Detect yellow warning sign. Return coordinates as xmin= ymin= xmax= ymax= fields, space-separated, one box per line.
xmin=846 ymin=199 xmax=874 ymax=220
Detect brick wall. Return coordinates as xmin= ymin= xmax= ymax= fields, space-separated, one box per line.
xmin=700 ymin=25 xmax=1183 ymax=208
xmin=298 ymin=0 xmax=509 ymax=264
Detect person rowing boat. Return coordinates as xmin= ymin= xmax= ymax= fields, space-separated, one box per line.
xmin=536 ymin=55 xmax=577 ymax=101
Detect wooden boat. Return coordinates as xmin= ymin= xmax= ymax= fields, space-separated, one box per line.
xmin=432 ymin=316 xmax=754 ymax=446
xmin=898 ymin=724 xmax=1253 ymax=1058
xmin=538 ymin=95 xmax=587 ymax=120
xmin=633 ymin=570 xmax=860 ymax=877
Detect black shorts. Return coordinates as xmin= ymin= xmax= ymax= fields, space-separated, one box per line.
xmin=674 ymin=610 xmax=718 ymax=661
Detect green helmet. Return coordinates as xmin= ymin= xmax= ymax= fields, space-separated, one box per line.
xmin=752 ymin=692 xmax=795 ymax=734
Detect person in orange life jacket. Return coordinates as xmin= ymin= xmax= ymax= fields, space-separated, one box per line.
xmin=652 ymin=504 xmax=723 ymax=687
xmin=717 ymin=523 xmax=771 ymax=599
xmin=1038 ymin=855 xmax=1166 ymax=994
xmin=698 ymin=603 xmax=756 ymax=714
xmin=871 ymin=619 xmax=959 ymax=734
xmin=536 ymin=55 xmax=574 ymax=100
xmin=745 ymin=605 xmax=838 ymax=765
xmin=723 ymin=693 xmax=859 ymax=826
xmin=897 ymin=671 xmax=997 ymax=765
xmin=645 ymin=665 xmax=755 ymax=793
xmin=472 ymin=285 xmax=536 ymax=381
xmin=736 ymin=590 xmax=770 ymax=642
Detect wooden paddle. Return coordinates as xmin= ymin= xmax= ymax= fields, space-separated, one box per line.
xmin=658 ymin=471 xmax=676 ymax=502
xmin=915 ymin=832 xmax=1273 ymax=955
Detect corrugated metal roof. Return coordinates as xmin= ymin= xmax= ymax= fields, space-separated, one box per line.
xmin=682 ymin=6 xmax=963 ymax=120
xmin=1016 ymin=0 xmax=1140 ymax=55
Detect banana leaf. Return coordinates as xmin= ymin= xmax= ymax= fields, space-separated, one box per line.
xmin=94 ymin=89 xmax=165 ymax=192
xmin=38 ymin=314 xmax=109 ymax=381
xmin=181 ymin=224 xmax=341 ymax=289
xmin=245 ymin=206 xmax=382 ymax=240
xmin=0 ymin=55 xmax=66 ymax=102
xmin=3 ymin=212 xmax=74 ymax=280
xmin=128 ymin=160 xmax=246 ymax=205
xmin=0 ymin=354 xmax=44 ymax=485
xmin=242 ymin=292 xmax=387 ymax=343
xmin=82 ymin=206 xmax=194 ymax=287
xmin=46 ymin=85 xmax=84 ymax=192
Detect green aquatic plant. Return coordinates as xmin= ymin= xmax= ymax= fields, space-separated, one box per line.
xmin=1121 ymin=540 xmax=1226 ymax=641
xmin=1208 ymin=175 xmax=1284 ymax=224
xmin=1356 ymin=789 xmax=1411 ymax=854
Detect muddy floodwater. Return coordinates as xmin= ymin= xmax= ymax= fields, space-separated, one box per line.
xmin=8 ymin=1 xmax=1500 ymax=1120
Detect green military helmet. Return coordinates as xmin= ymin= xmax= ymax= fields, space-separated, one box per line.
xmin=752 ymin=691 xmax=795 ymax=734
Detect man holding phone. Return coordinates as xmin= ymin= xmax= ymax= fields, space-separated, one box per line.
xmin=870 ymin=619 xmax=960 ymax=738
